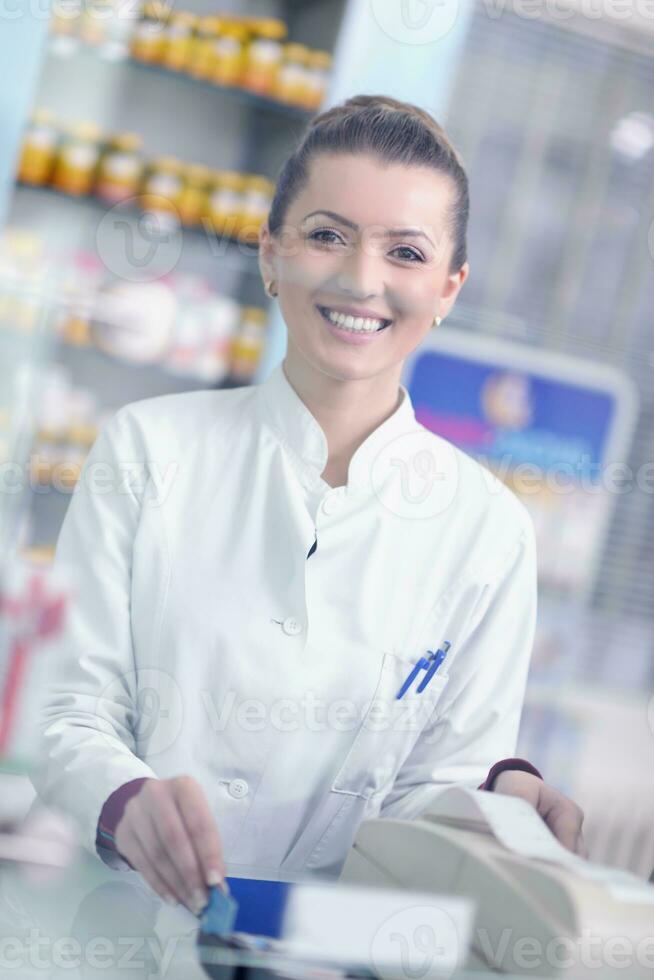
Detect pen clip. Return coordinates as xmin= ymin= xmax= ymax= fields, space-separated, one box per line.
xmin=395 ymin=656 xmax=430 ymax=699
xmin=416 ymin=641 xmax=451 ymax=693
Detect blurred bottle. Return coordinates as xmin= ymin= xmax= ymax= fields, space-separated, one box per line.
xmin=161 ymin=11 xmax=197 ymax=72
xmin=240 ymin=175 xmax=274 ymax=246
xmin=139 ymin=155 xmax=183 ymax=219
xmin=212 ymin=18 xmax=248 ymax=88
xmin=95 ymin=131 xmax=144 ymax=205
xmin=275 ymin=43 xmax=309 ymax=106
xmin=52 ymin=121 xmax=103 ymax=196
xmin=242 ymin=17 xmax=287 ymax=97
xmin=208 ymin=170 xmax=246 ymax=240
xmin=303 ymin=50 xmax=332 ymax=111
xmin=229 ymin=306 xmax=267 ymax=382
xmin=61 ymin=388 xmax=98 ymax=490
xmin=90 ymin=279 xmax=177 ymax=363
xmin=51 ymin=0 xmax=83 ymax=37
xmin=178 ymin=163 xmax=213 ymax=228
xmin=192 ymin=17 xmax=221 ymax=81
xmin=130 ymin=1 xmax=168 ymax=63
xmin=17 ymin=109 xmax=59 ymax=187
xmin=78 ymin=0 xmax=113 ymax=46
xmin=31 ymin=366 xmax=73 ymax=488
xmin=200 ymin=294 xmax=241 ymax=382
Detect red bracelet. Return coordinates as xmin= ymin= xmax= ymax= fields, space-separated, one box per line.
xmin=478 ymin=758 xmax=543 ymax=792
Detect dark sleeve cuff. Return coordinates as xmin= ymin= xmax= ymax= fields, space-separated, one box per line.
xmin=478 ymin=758 xmax=543 ymax=792
xmin=96 ymin=777 xmax=150 ymax=863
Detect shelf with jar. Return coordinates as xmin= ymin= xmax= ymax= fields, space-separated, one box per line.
xmin=48 ymin=4 xmax=332 ymax=118
xmin=1 ymin=230 xmax=269 ymax=434
xmin=16 ymin=110 xmax=277 ymax=248
xmin=13 ymin=245 xmax=271 ymax=385
xmin=25 ymin=289 xmax=268 ymax=496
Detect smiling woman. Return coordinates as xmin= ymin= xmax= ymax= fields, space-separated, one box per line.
xmin=258 ymin=95 xmax=470 ymax=399
xmin=32 ymin=94 xmax=586 ymax=912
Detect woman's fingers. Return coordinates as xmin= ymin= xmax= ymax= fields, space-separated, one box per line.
xmin=575 ymin=830 xmax=589 ymax=859
xmin=492 ymin=770 xmax=587 ymax=857
xmin=173 ymin=776 xmax=226 ymax=887
xmin=137 ymin=784 xmax=209 ymax=913
xmin=116 ymin=829 xmax=178 ymax=906
xmin=543 ymin=802 xmax=584 ymax=854
xmin=114 ymin=775 xmax=225 ymax=914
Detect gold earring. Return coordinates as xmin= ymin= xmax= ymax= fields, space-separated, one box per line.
xmin=265 ymin=279 xmax=278 ymax=298
xmin=432 ymin=315 xmax=442 ymax=328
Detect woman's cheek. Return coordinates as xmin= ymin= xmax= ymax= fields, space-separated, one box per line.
xmin=286 ymin=250 xmax=337 ymax=288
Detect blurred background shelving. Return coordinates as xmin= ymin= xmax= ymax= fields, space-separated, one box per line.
xmin=3 ymin=0 xmax=345 ymax=563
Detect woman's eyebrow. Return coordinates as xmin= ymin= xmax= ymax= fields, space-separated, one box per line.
xmin=302 ymin=210 xmax=434 ymax=246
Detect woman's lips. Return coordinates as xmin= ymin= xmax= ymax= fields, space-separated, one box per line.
xmin=315 ymin=305 xmax=392 ymax=346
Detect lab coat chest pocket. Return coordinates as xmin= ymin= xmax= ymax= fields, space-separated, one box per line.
xmin=331 ymin=651 xmax=449 ymax=800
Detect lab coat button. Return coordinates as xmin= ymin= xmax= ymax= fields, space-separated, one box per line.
xmin=282 ymin=616 xmax=302 ymax=636
xmin=228 ymin=778 xmax=249 ymax=799
xmin=321 ymin=491 xmax=344 ymax=516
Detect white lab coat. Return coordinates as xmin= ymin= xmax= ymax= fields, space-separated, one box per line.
xmin=31 ymin=360 xmax=538 ymax=879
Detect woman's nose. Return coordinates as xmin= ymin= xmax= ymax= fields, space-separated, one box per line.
xmin=335 ymin=243 xmax=385 ymax=300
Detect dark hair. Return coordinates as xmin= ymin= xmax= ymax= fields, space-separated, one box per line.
xmin=267 ymin=94 xmax=469 ymax=273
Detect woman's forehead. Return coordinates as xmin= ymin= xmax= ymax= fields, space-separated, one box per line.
xmin=293 ymin=153 xmax=454 ymax=228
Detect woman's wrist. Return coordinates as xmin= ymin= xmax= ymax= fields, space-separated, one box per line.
xmin=96 ymin=777 xmax=151 ymax=861
xmin=479 ymin=758 xmax=543 ymax=792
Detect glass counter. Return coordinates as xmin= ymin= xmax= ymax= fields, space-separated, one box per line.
xmin=0 ymin=850 xmax=554 ymax=980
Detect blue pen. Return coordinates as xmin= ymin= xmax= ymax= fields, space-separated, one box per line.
xmin=396 ymin=641 xmax=451 ymax=699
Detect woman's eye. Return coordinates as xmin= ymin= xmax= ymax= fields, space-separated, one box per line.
xmin=308 ymin=230 xmax=423 ymax=263
xmin=392 ymin=246 xmax=424 ymax=263
xmin=308 ymin=229 xmax=343 ymax=245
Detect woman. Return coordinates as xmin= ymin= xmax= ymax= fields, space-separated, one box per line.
xmin=32 ymin=95 xmax=585 ymax=916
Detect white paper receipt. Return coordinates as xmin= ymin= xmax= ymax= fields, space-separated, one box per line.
xmin=425 ymin=787 xmax=654 ymax=906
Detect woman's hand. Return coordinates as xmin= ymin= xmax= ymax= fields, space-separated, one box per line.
xmin=114 ymin=775 xmax=226 ymax=913
xmin=492 ymin=770 xmax=588 ymax=858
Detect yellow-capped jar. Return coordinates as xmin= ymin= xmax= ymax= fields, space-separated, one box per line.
xmin=52 ymin=121 xmax=103 ymax=196
xmin=240 ymin=175 xmax=274 ymax=245
xmin=95 ymin=131 xmax=144 ymax=205
xmin=78 ymin=0 xmax=112 ymax=46
xmin=139 ymin=156 xmax=184 ymax=217
xmin=208 ymin=170 xmax=246 ymax=239
xmin=51 ymin=0 xmax=82 ymax=37
xmin=18 ymin=109 xmax=59 ymax=187
xmin=189 ymin=16 xmax=221 ymax=80
xmin=212 ymin=19 xmax=248 ymax=88
xmin=178 ymin=163 xmax=213 ymax=227
xmin=303 ymin=49 xmax=332 ymax=110
xmin=130 ymin=1 xmax=168 ymax=64
xmin=274 ymin=43 xmax=309 ymax=106
xmin=229 ymin=306 xmax=267 ymax=381
xmin=161 ymin=12 xmax=197 ymax=72
xmin=241 ymin=18 xmax=287 ymax=95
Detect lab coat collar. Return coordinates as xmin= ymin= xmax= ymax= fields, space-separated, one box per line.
xmin=258 ymin=360 xmax=420 ymax=494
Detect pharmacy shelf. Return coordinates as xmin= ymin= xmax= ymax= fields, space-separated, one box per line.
xmin=13 ymin=181 xmax=261 ymax=255
xmin=47 ymin=35 xmax=316 ymax=122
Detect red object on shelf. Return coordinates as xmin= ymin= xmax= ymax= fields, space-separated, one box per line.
xmin=0 ymin=571 xmax=67 ymax=756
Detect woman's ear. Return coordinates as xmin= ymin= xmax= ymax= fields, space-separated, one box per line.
xmin=439 ymin=261 xmax=469 ymax=320
xmin=258 ymin=221 xmax=277 ymax=289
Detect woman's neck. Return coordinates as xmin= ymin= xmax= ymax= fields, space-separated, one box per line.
xmin=282 ymin=351 xmax=403 ymax=488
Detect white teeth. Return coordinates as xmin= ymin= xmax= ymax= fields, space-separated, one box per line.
xmin=319 ymin=306 xmax=389 ymax=332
